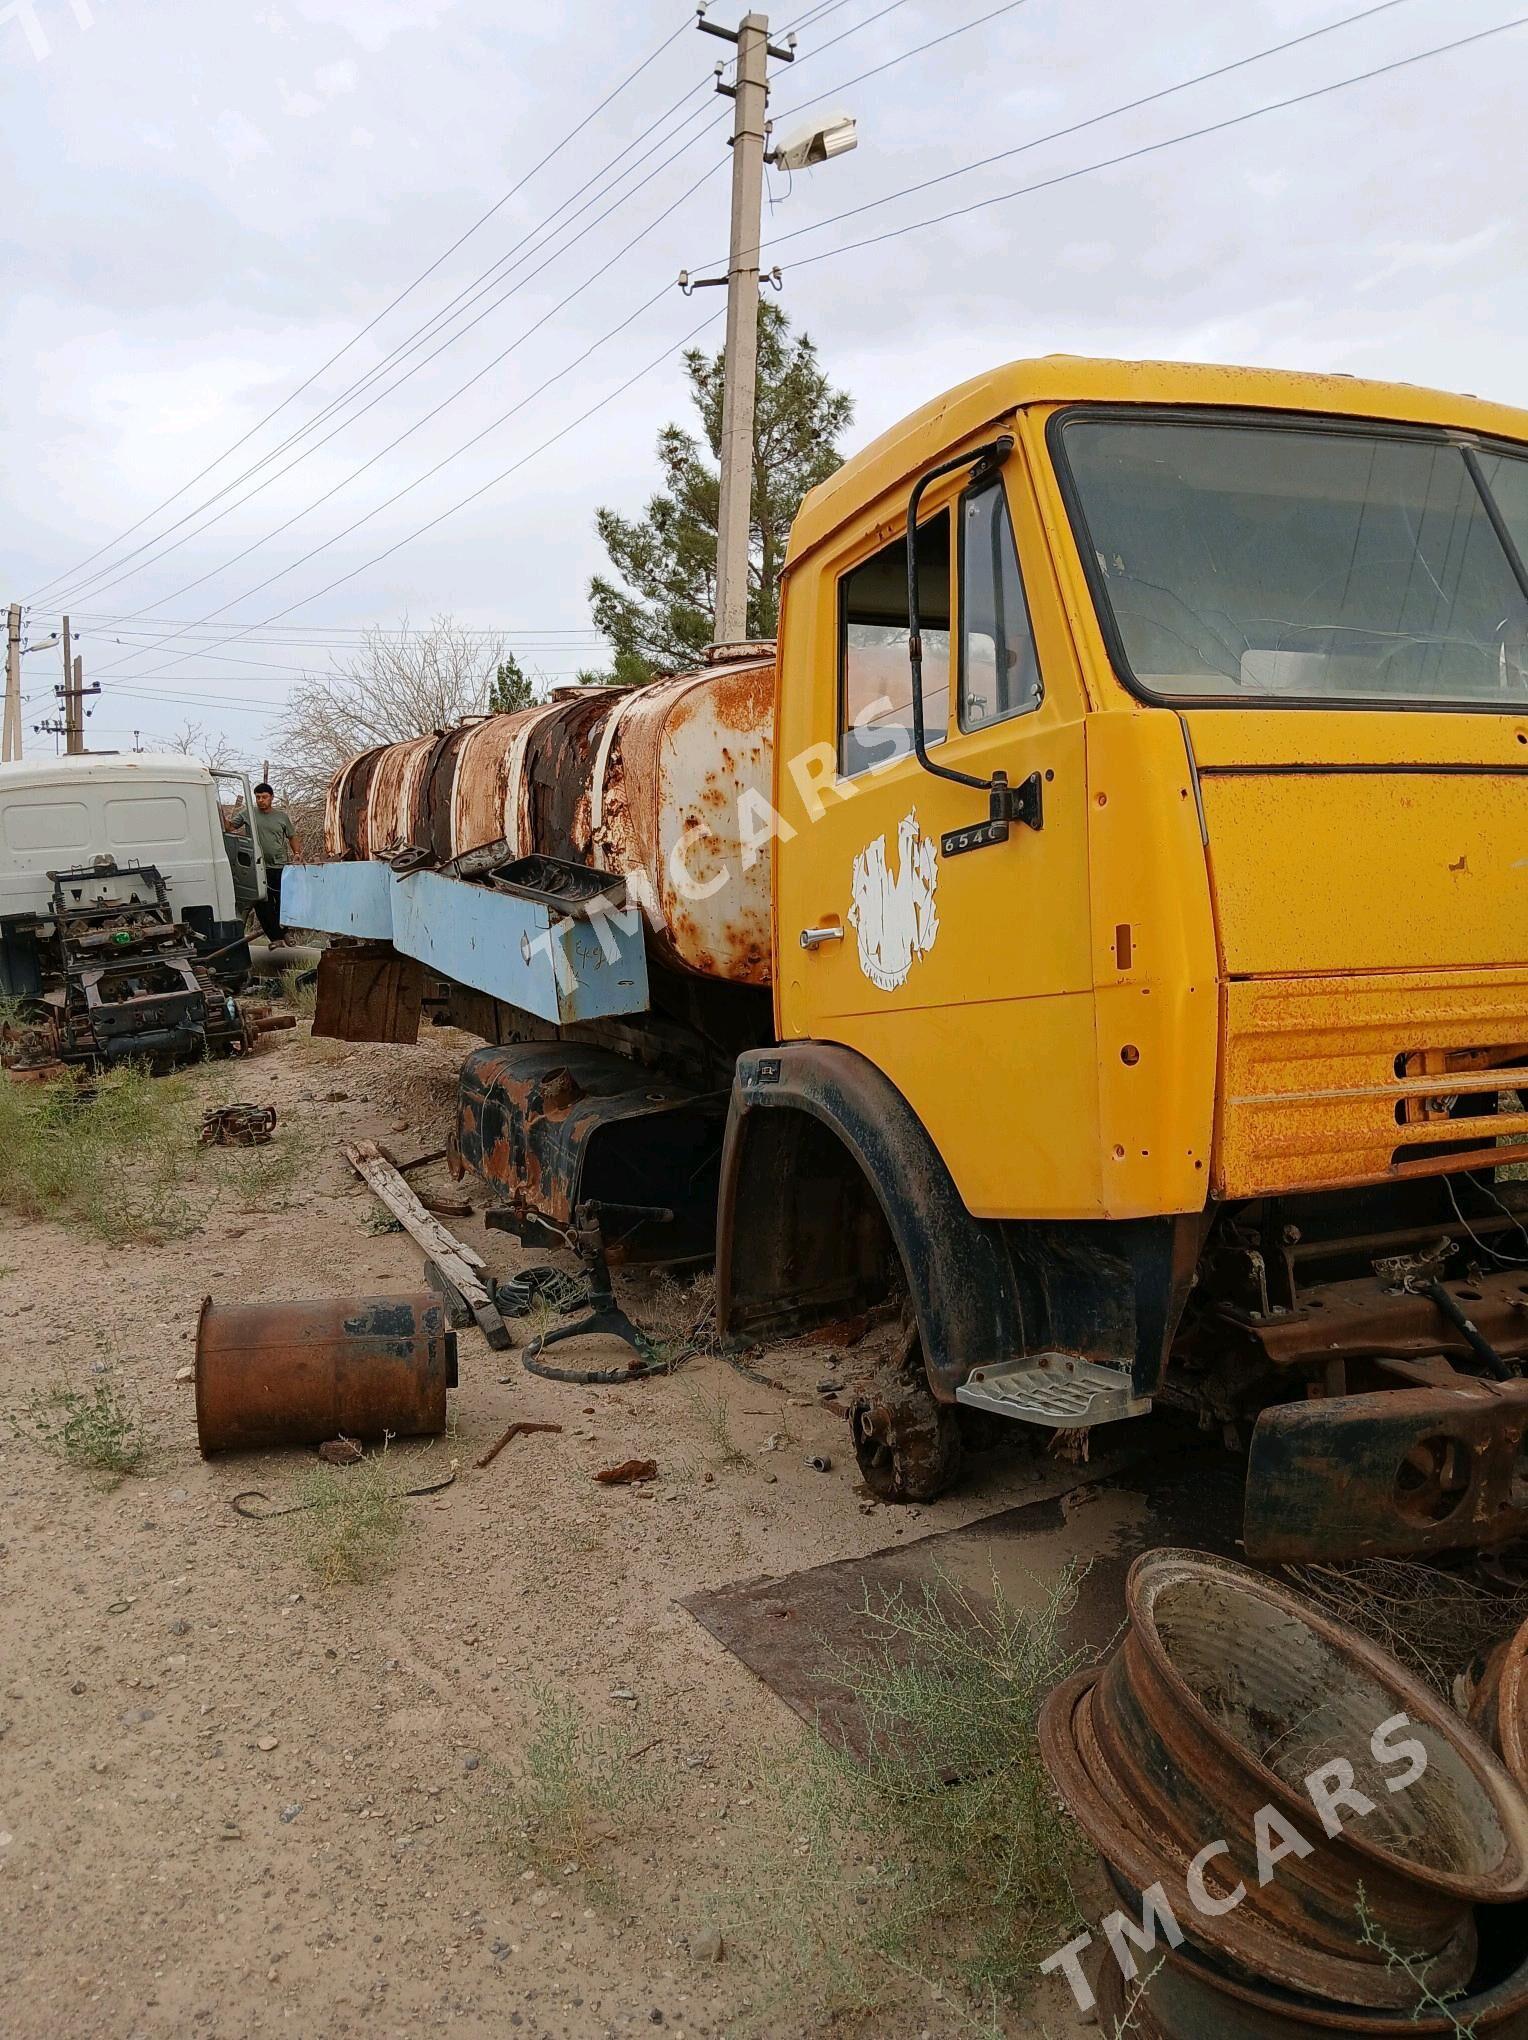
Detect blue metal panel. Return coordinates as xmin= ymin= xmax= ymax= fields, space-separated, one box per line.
xmin=391 ymin=869 xmax=647 ymax=1026
xmin=281 ymin=862 xmax=396 ymax=941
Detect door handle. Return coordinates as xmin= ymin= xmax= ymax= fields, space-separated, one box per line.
xmin=799 ymin=925 xmax=844 ymax=950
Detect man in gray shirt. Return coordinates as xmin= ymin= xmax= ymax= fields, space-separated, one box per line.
xmin=249 ymin=782 xmax=302 ymax=943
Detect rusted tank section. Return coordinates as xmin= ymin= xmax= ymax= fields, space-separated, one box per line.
xmin=326 ymin=742 xmax=389 ymax=859
xmin=325 ymin=655 xmax=776 ymax=985
xmin=194 ymin=1292 xmax=456 ymax=1454
xmin=1039 ymin=1551 xmax=1528 ymax=2014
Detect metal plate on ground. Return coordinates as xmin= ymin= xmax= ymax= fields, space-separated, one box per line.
xmin=680 ymin=1439 xmax=1244 ymax=1759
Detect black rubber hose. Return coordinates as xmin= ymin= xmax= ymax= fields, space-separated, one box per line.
xmin=1423 ymin=1278 xmax=1515 ymax=1380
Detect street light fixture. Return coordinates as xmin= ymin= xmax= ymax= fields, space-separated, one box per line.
xmin=768 ymin=109 xmax=857 ymax=172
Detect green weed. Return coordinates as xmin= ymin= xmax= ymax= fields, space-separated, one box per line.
xmin=206 ymin=1119 xmax=311 ymax=1211
xmin=0 ymin=1065 xmax=204 ymax=1242
xmin=13 ymin=1376 xmax=151 ymax=1483
xmin=686 ymin=1381 xmax=749 ymax=1470
xmin=488 ymin=1687 xmax=649 ymax=1877
xmin=292 ymin=1450 xmax=408 ymax=1585
xmin=712 ymin=1565 xmax=1092 ymax=2029
xmin=278 ymin=964 xmax=317 ymax=1021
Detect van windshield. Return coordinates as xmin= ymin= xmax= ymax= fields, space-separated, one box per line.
xmin=1059 ymin=414 xmax=1528 ymax=709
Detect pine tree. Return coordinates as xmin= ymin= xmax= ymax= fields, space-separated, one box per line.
xmin=489 ymin=653 xmax=535 ymax=715
xmin=590 ymin=303 xmax=852 ymax=683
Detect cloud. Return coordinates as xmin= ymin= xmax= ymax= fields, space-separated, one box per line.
xmin=279 ymin=55 xmax=358 ymax=118
xmin=210 ymin=109 xmax=272 ymax=169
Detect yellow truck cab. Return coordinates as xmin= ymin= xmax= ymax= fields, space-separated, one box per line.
xmin=295 ymin=357 xmax=1528 ymax=1564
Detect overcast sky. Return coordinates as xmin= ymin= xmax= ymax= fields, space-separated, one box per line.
xmin=4 ymin=0 xmax=1526 ymax=764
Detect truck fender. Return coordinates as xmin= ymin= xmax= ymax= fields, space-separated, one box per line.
xmin=715 ymin=1043 xmax=1026 ymax=1401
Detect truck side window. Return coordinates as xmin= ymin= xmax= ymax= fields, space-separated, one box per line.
xmin=959 ymin=480 xmax=1041 ymax=730
xmin=838 ymin=510 xmax=951 ymax=777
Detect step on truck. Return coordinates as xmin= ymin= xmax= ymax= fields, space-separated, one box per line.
xmin=286 ymin=355 xmax=1528 ymax=1564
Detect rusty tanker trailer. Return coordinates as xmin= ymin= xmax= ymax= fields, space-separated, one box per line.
xmin=324 ymin=650 xmax=777 ymax=992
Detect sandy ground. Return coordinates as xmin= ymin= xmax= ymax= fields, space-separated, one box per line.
xmin=0 ymin=1018 xmax=1084 ymax=2039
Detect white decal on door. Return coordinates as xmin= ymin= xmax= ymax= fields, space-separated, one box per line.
xmin=849 ymin=810 xmax=940 ymax=992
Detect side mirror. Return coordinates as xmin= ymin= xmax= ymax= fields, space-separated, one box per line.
xmin=905 ymin=434 xmax=1043 ymax=854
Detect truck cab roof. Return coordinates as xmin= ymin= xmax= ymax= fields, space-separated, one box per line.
xmin=787 ymin=353 xmax=1528 ymax=566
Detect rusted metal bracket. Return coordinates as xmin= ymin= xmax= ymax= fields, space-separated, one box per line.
xmin=1245 ymin=1376 xmax=1528 ymax=1561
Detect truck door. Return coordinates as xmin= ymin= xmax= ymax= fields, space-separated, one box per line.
xmin=773 ymin=435 xmax=1099 ymax=1218
xmin=212 ymin=768 xmax=266 ymax=914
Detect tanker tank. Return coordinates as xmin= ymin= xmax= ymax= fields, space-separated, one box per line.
xmin=324 ymin=649 xmax=775 ymax=986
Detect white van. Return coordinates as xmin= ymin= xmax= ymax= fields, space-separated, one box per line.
xmin=0 ymin=753 xmax=265 ymax=995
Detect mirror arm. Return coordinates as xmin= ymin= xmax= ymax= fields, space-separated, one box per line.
xmin=906 ymin=434 xmax=1013 ymax=792
xmin=904 ymin=433 xmax=1043 ymax=852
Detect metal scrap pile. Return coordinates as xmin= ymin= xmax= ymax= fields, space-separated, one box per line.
xmin=1040 ymin=1551 xmax=1528 ymax=2034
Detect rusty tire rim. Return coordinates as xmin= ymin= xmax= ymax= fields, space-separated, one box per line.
xmin=1038 ymin=1669 xmax=1476 ymax=2011
xmin=1473 ymin=1615 xmax=1528 ymax=1795
xmin=1120 ymin=1551 xmax=1528 ymax=1910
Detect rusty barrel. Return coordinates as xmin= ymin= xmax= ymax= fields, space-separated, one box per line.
xmin=195 ymin=1294 xmax=456 ymax=1455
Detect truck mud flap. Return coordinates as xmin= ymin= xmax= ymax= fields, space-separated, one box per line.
xmin=1244 ymin=1379 xmax=1528 ymax=1562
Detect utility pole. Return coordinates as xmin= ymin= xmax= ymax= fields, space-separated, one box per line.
xmin=688 ymin=12 xmax=857 ymax=647
xmin=53 ymin=616 xmax=100 ymax=754
xmin=3 ymin=605 xmax=20 ymax=764
xmin=698 ymin=10 xmax=792 ymax=647
xmin=60 ymin=616 xmax=75 ymax=752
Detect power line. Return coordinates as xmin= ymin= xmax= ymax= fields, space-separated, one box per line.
xmin=67 ymin=612 xmax=601 ymax=636
xmin=25 ymin=8 xmax=699 ymax=606
xmin=46 ymin=103 xmax=728 ymax=614
xmin=92 ymin=280 xmax=694 ymax=682
xmin=776 ymin=6 xmax=1528 ymax=273
xmin=38 ymin=0 xmax=901 ymax=615
xmin=771 ymin=0 xmax=1034 ymax=126
xmin=62 ymin=149 xmax=729 ymax=621
xmin=720 ymin=0 xmax=1426 ymax=269
xmin=100 ymin=305 xmax=726 ymax=686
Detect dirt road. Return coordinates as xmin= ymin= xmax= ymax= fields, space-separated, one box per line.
xmin=0 ymin=1020 xmax=1083 ymax=2038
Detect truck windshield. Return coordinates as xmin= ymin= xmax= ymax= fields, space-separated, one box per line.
xmin=1058 ymin=414 xmax=1528 ymax=708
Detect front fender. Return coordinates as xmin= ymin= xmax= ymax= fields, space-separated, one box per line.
xmin=715 ymin=1043 xmax=1026 ymax=1399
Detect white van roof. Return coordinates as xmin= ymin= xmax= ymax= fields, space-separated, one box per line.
xmin=0 ymin=752 xmax=216 ymax=792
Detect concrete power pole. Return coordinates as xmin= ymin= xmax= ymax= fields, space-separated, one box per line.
xmin=61 ymin=615 xmax=76 ymax=753
xmin=690 ymin=12 xmax=857 ymax=648
xmin=698 ymin=10 xmax=794 ymax=648
xmin=3 ymin=605 xmax=20 ymax=763
xmin=54 ymin=618 xmax=100 ymax=754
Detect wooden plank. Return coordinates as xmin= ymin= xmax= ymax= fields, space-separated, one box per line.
xmin=344 ymin=1138 xmax=509 ymax=1350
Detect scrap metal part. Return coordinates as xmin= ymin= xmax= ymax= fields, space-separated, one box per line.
xmin=1039 ymin=1550 xmax=1528 ymax=2010
xmin=199 ymin=1102 xmax=276 ymax=1147
xmin=312 ymin=941 xmax=425 ymax=1044
xmin=1091 ymin=1884 xmax=1528 ymax=2035
xmin=195 ymin=1292 xmax=457 ymax=1455
xmin=43 ymin=861 xmax=256 ymax=1070
xmin=455 ymin=1041 xmax=725 ymax=1264
xmin=1245 ymin=1378 xmax=1528 ymax=1563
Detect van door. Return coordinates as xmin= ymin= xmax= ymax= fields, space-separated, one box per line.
xmin=773 ymin=437 xmax=1099 ymax=1218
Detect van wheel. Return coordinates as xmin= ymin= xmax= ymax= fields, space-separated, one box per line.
xmin=848 ymin=1324 xmax=963 ymax=1502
